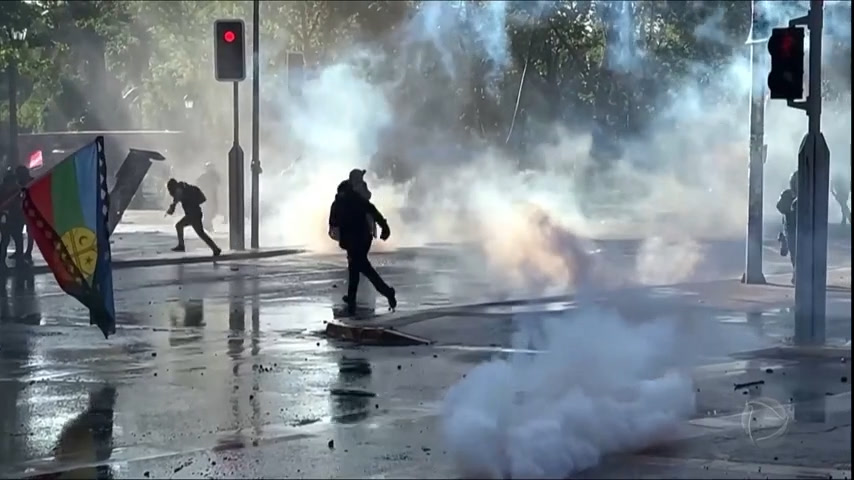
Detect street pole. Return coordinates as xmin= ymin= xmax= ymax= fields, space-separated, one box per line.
xmin=789 ymin=0 xmax=829 ymax=345
xmin=7 ymin=57 xmax=19 ymax=170
xmin=229 ymin=81 xmax=246 ymax=251
xmin=743 ymin=37 xmax=768 ymax=285
xmin=250 ymin=0 xmax=261 ymax=249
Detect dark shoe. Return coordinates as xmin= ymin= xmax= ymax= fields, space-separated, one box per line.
xmin=171 ymin=245 xmax=186 ymax=252
xmin=345 ymin=301 xmax=357 ymax=316
xmin=386 ymin=288 xmax=397 ymax=311
xmin=212 ymin=247 xmax=222 ymax=257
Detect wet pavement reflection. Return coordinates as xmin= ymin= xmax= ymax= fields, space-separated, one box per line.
xmin=0 ymin=247 xmax=849 ymax=478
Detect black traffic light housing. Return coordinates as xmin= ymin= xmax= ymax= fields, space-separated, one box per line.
xmin=767 ymin=27 xmax=805 ymax=100
xmin=214 ymin=19 xmax=246 ymax=82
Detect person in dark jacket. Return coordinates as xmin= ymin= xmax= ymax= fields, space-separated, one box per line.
xmin=0 ymin=167 xmax=32 ymax=268
xmin=776 ymin=171 xmax=798 ymax=284
xmin=166 ymin=178 xmax=221 ymax=256
xmin=9 ymin=166 xmax=34 ymax=262
xmin=329 ymin=180 xmax=397 ymax=315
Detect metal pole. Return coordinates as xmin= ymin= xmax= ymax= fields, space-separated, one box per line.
xmin=228 ymin=81 xmax=246 ymax=251
xmin=8 ymin=57 xmax=19 ymax=170
xmin=250 ymin=0 xmax=261 ymax=249
xmin=794 ymin=0 xmax=828 ymax=345
xmin=743 ymin=39 xmax=768 ymax=285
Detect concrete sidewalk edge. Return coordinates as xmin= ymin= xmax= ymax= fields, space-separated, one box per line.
xmin=28 ymin=247 xmax=305 ymax=275
xmin=734 ymin=344 xmax=852 ymax=360
xmin=324 ymin=320 xmax=431 ymax=346
xmin=321 ymin=270 xmax=852 ymax=345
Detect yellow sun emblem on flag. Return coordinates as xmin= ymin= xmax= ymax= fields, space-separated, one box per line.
xmin=61 ymin=227 xmax=99 ymax=279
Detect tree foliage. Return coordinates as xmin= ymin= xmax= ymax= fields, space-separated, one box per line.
xmin=1 ymin=0 xmax=849 ymax=144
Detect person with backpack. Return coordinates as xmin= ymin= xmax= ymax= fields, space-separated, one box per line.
xmin=329 ymin=179 xmax=397 ymax=316
xmin=165 ymin=178 xmax=221 ymax=256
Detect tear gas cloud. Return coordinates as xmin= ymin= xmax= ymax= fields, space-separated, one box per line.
xmin=440 ymin=297 xmax=771 ymax=479
xmin=258 ymin=0 xmax=850 ymax=291
xmin=441 ymin=308 xmax=696 ymax=479
xmin=247 ymin=3 xmax=848 ymax=477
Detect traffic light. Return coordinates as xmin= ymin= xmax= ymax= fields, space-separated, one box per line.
xmin=214 ymin=19 xmax=246 ymax=82
xmin=767 ymin=27 xmax=805 ymax=100
xmin=287 ymin=52 xmax=305 ymax=96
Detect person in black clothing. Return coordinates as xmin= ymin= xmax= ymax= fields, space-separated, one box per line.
xmin=165 ymin=178 xmax=221 ymax=256
xmin=329 ymin=180 xmax=397 ymax=315
xmin=0 ymin=168 xmax=30 ymax=269
xmin=9 ymin=166 xmax=34 ymax=262
xmin=776 ymin=171 xmax=798 ymax=284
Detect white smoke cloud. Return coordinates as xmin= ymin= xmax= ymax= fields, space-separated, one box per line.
xmin=244 ymin=3 xmax=846 ymax=477
xmin=440 ymin=308 xmax=697 ymax=479
xmin=255 ymin=0 xmax=849 ymax=288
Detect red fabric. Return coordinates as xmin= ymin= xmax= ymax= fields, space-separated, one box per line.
xmin=26 ymin=171 xmax=54 ymax=224
xmin=23 ymin=190 xmax=82 ymax=294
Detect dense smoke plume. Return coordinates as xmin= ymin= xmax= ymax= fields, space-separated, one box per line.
xmin=254 ymin=0 xmax=850 ymax=291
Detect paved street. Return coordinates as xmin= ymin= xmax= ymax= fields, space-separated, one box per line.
xmin=0 ymin=220 xmax=850 ymax=479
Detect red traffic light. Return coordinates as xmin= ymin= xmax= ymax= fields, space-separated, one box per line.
xmin=223 ymin=30 xmax=236 ymax=43
xmin=778 ymin=33 xmax=795 ymax=57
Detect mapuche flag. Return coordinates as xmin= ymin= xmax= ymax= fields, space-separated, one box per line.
xmin=22 ymin=136 xmax=116 ymax=338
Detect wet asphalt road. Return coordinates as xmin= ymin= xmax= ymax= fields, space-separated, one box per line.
xmin=0 ymin=240 xmax=850 ymax=479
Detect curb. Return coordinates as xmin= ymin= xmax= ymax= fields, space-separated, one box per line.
xmin=734 ymin=344 xmax=852 ymax=360
xmin=27 ymin=247 xmax=304 ymax=275
xmin=324 ymin=320 xmax=431 ymax=346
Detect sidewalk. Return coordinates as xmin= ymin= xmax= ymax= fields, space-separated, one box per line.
xmin=325 ymin=269 xmax=852 ymax=348
xmin=19 ymin=209 xmax=303 ymax=273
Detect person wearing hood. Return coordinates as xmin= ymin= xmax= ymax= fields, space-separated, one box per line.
xmin=166 ymin=178 xmax=222 ymax=256
xmin=347 ymin=168 xmax=378 ymax=238
xmin=329 ymin=178 xmax=397 ymax=315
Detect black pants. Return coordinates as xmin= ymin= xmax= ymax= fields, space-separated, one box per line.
xmin=0 ymin=221 xmax=30 ymax=264
xmin=345 ymin=238 xmax=393 ymax=303
xmin=176 ymin=209 xmax=219 ymax=252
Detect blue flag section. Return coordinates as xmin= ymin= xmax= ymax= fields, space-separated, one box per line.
xmin=22 ymin=137 xmax=117 ymax=338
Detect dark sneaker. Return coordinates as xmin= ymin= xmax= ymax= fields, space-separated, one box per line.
xmin=345 ymin=302 xmax=357 ymax=316
xmin=212 ymin=247 xmax=222 ymax=257
xmin=387 ymin=288 xmax=397 ymax=311
xmin=171 ymin=245 xmax=186 ymax=252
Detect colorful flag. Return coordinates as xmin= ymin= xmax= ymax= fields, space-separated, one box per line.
xmin=22 ymin=137 xmax=116 ymax=338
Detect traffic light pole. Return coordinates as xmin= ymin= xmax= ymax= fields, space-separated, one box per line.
xmin=743 ymin=38 xmax=768 ymax=285
xmin=229 ymin=81 xmax=246 ymax=251
xmin=250 ymin=0 xmax=261 ymax=250
xmin=787 ymin=0 xmax=829 ymax=345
